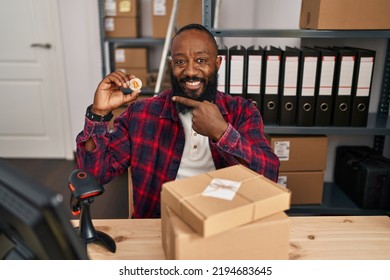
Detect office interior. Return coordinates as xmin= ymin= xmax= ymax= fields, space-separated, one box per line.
xmin=1 ymin=0 xmax=390 ymax=260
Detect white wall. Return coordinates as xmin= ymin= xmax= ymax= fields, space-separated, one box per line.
xmin=57 ymin=0 xmax=389 ymax=171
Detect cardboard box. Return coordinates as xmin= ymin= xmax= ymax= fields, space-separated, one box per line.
xmin=115 ymin=68 xmax=148 ymax=87
xmin=300 ymin=0 xmax=390 ymax=30
xmin=268 ymin=135 xmax=328 ymax=172
xmin=152 ymin=0 xmax=202 ymax=38
xmin=278 ymin=171 xmax=324 ymax=204
xmin=114 ymin=48 xmax=147 ymax=68
xmin=161 ymin=164 xmax=291 ymax=237
xmin=105 ymin=17 xmax=138 ymax=38
xmin=104 ymin=0 xmax=138 ymax=17
xmin=162 ymin=205 xmax=290 ymax=260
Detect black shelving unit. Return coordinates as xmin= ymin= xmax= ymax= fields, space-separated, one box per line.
xmin=203 ymin=0 xmax=390 ymax=215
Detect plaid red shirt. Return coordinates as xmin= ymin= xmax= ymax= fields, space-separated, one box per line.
xmin=76 ymin=89 xmax=280 ymax=218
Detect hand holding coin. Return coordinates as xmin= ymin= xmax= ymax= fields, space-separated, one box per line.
xmin=128 ymin=77 xmax=142 ymax=91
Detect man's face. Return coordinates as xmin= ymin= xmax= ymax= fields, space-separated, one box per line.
xmin=169 ymin=29 xmax=221 ymax=102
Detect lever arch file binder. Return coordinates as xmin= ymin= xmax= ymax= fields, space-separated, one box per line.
xmin=296 ymin=47 xmax=319 ymax=126
xmin=331 ymin=47 xmax=355 ymax=126
xmin=245 ymin=46 xmax=263 ymax=111
xmin=227 ymin=45 xmax=246 ymax=97
xmin=345 ymin=47 xmax=376 ymax=127
xmin=261 ymin=46 xmax=282 ymax=125
xmin=217 ymin=46 xmax=228 ymax=93
xmin=279 ymin=46 xmax=300 ymax=126
xmin=313 ymin=46 xmax=337 ymax=126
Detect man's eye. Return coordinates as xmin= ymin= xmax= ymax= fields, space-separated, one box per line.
xmin=197 ymin=58 xmax=207 ymax=63
xmin=174 ymin=60 xmax=186 ymax=65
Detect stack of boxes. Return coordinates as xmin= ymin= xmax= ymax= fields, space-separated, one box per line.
xmin=151 ymin=0 xmax=202 ymax=38
xmin=160 ymin=164 xmax=291 ymax=260
xmin=268 ymin=135 xmax=328 ymax=205
xmin=104 ymin=0 xmax=139 ymax=38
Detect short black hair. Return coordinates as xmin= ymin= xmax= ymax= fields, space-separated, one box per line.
xmin=171 ymin=23 xmax=218 ymax=51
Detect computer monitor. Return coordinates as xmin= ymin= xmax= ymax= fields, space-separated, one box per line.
xmin=0 ymin=159 xmax=88 ymax=259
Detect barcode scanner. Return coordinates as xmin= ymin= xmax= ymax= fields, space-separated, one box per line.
xmin=68 ymin=170 xmax=116 ymax=253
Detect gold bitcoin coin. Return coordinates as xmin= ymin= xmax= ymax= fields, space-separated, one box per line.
xmin=128 ymin=78 xmax=142 ymax=91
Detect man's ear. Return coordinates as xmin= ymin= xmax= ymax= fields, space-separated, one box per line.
xmin=215 ymin=55 xmax=222 ymax=72
xmin=167 ymin=58 xmax=173 ymax=70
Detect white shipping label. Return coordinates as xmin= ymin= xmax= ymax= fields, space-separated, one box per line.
xmin=274 ymin=140 xmax=290 ymax=161
xmin=202 ymin=178 xmax=241 ymax=201
xmin=153 ymin=0 xmax=167 ymax=16
xmin=104 ymin=18 xmax=115 ymax=32
xmin=115 ymin=49 xmax=125 ymax=63
xmin=278 ymin=176 xmax=287 ymax=188
xmin=105 ymin=0 xmax=117 ymax=16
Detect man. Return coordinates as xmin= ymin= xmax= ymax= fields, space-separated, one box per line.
xmin=76 ymin=24 xmax=279 ymax=218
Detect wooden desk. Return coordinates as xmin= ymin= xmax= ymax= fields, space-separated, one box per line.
xmin=83 ymin=216 xmax=390 ymax=260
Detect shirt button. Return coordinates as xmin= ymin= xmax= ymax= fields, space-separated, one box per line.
xmin=193 ymin=145 xmax=198 ymax=149
xmin=193 ymin=132 xmax=197 ymax=136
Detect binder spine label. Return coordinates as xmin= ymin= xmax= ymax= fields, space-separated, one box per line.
xmin=247 ymin=55 xmax=262 ymax=93
xmin=338 ymin=56 xmax=355 ymax=96
xmin=284 ymin=57 xmax=299 ymax=96
xmin=301 ymin=57 xmax=317 ymax=96
xmin=265 ymin=55 xmax=280 ymax=94
xmin=319 ymin=56 xmax=335 ymax=96
xmin=229 ymin=55 xmax=244 ymax=94
xmin=217 ymin=55 xmax=226 ymax=92
xmin=356 ymin=57 xmax=374 ymax=97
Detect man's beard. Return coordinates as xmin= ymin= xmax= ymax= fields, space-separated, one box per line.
xmin=171 ymin=71 xmax=219 ymax=114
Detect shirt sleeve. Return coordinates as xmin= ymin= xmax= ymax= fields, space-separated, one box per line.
xmin=212 ymin=105 xmax=280 ymax=182
xmin=75 ymin=117 xmax=129 ymax=185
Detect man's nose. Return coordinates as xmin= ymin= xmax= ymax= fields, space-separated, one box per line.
xmin=184 ymin=61 xmax=199 ymax=76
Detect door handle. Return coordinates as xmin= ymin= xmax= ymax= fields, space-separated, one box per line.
xmin=30 ymin=43 xmax=52 ymax=49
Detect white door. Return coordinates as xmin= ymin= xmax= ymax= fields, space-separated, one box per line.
xmin=0 ymin=0 xmax=73 ymax=159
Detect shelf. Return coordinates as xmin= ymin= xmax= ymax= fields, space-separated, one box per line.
xmin=264 ymin=114 xmax=390 ymax=136
xmin=209 ymin=29 xmax=390 ymax=39
xmin=287 ymin=182 xmax=390 ymax=216
xmin=106 ymin=38 xmax=165 ymax=45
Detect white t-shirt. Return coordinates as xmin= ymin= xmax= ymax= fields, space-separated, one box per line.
xmin=176 ymin=112 xmax=216 ymax=179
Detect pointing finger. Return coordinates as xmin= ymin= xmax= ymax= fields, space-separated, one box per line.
xmin=172 ymin=96 xmax=202 ymax=108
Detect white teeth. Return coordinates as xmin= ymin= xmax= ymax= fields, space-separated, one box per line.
xmin=186 ymin=81 xmax=200 ymax=86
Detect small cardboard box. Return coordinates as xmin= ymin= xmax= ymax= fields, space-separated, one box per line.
xmin=161 ymin=165 xmax=291 ymax=237
xmin=114 ymin=48 xmax=147 ymax=68
xmin=300 ymin=0 xmax=390 ymax=30
xmin=278 ymin=171 xmax=325 ymax=204
xmin=268 ymin=135 xmax=328 ymax=172
xmin=105 ymin=16 xmax=138 ymax=38
xmin=162 ymin=205 xmax=290 ymax=260
xmin=151 ymin=0 xmax=202 ymax=38
xmin=104 ymin=0 xmax=138 ymax=17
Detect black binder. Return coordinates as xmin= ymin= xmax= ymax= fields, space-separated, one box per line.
xmin=345 ymin=47 xmax=376 ymax=127
xmin=227 ymin=45 xmax=246 ymax=97
xmin=279 ymin=46 xmax=300 ymax=126
xmin=296 ymin=47 xmax=319 ymax=126
xmin=313 ymin=46 xmax=337 ymax=126
xmin=245 ymin=46 xmax=263 ymax=110
xmin=331 ymin=47 xmax=356 ymax=126
xmin=261 ymin=46 xmax=282 ymax=125
xmin=217 ymin=46 xmax=228 ymax=93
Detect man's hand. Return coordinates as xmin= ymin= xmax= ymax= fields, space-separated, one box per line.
xmin=92 ymin=70 xmax=141 ymax=115
xmin=172 ymin=96 xmax=228 ymax=141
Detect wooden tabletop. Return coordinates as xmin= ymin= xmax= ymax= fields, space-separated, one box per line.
xmin=80 ymin=215 xmax=390 ymax=260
